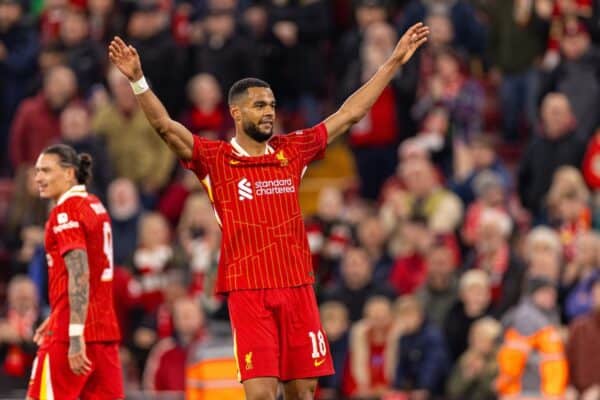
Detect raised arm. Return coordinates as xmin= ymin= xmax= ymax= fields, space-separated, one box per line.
xmin=324 ymin=23 xmax=429 ymax=143
xmin=64 ymin=249 xmax=92 ymax=376
xmin=108 ymin=37 xmax=194 ymax=160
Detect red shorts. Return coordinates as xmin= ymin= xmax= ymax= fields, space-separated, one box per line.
xmin=27 ymin=341 xmax=124 ymax=400
xmin=228 ymin=285 xmax=334 ymax=382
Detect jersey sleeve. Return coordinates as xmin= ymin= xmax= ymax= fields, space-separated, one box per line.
xmin=287 ymin=123 xmax=328 ymax=166
xmin=51 ymin=206 xmax=87 ymax=256
xmin=180 ymin=135 xmax=221 ymax=179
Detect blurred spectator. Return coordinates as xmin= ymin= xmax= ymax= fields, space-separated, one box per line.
xmin=322 ymin=246 xmax=396 ymax=322
xmin=143 ymin=297 xmax=204 ymax=393
xmin=157 ymin=169 xmax=201 ymax=228
xmin=518 ymin=92 xmax=586 ymax=218
xmin=126 ymin=1 xmax=183 ymax=114
xmin=179 ymin=73 xmax=230 ymax=139
xmin=567 ymin=273 xmax=600 ymax=399
xmin=392 ymin=295 xmax=450 ymax=399
xmin=264 ymin=0 xmax=330 ymax=126
xmin=446 ymin=317 xmax=501 ymax=400
xmin=92 ymin=67 xmax=175 ymax=195
xmin=38 ymin=0 xmax=69 ymax=44
xmin=416 ymin=237 xmax=458 ymax=328
xmin=176 ymin=193 xmax=220 ymax=296
xmin=396 ymin=157 xmax=463 ymax=233
xmin=563 ymin=232 xmax=600 ymax=321
xmin=9 ymin=64 xmax=77 ymax=169
xmin=4 ymin=166 xmax=47 ymax=269
xmin=58 ymin=6 xmax=104 ymax=96
xmin=451 ymin=135 xmax=512 ymax=206
xmin=87 ymin=0 xmax=125 ymax=44
xmin=191 ymin=8 xmax=260 ymax=99
xmin=399 ymin=0 xmax=486 ymax=56
xmin=461 ymin=170 xmax=509 ymax=247
xmin=412 ymin=47 xmax=485 ymax=142
xmin=59 ymin=103 xmax=112 ymax=200
xmin=343 ymin=296 xmax=394 ymax=398
xmin=335 ymin=0 xmax=389 ymax=79
xmin=0 ymin=0 xmax=38 ymax=170
xmin=546 ymin=166 xmax=592 ymax=261
xmin=306 ymin=187 xmax=353 ymax=287
xmin=487 ymin=0 xmax=550 ymax=142
xmin=496 ymin=277 xmax=568 ymax=399
xmin=541 ymin=19 xmax=600 ymax=139
xmin=463 ymin=208 xmax=526 ymax=316
xmin=443 ymin=270 xmax=492 ymax=362
xmin=0 ymin=275 xmax=41 ymax=395
xmin=357 ymin=214 xmax=393 ymax=282
xmin=525 ymin=226 xmax=564 ymax=282
xmin=582 ymin=127 xmax=600 ymax=193
xmin=107 ymin=177 xmax=142 ymax=265
xmin=388 ymin=214 xmax=432 ymax=296
xmin=318 ymin=301 xmax=350 ymax=400
xmin=411 ymin=107 xmax=453 ymax=176
xmin=340 ymin=22 xmax=402 ymax=199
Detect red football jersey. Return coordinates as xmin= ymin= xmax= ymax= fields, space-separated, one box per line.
xmin=182 ymin=123 xmax=328 ymax=293
xmin=44 ymin=185 xmax=121 ymax=343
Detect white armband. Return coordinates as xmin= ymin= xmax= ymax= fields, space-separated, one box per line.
xmin=68 ymin=324 xmax=84 ymax=337
xmin=130 ymin=76 xmax=150 ymax=95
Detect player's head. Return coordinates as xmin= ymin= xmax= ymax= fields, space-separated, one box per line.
xmin=35 ymin=144 xmax=93 ymax=200
xmin=228 ymin=77 xmax=274 ymax=143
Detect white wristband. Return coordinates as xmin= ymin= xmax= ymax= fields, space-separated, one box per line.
xmin=130 ymin=76 xmax=149 ymax=95
xmin=68 ymin=324 xmax=84 ymax=337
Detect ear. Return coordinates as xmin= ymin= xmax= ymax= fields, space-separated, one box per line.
xmin=65 ymin=165 xmax=77 ymax=183
xmin=230 ymin=105 xmax=241 ymax=123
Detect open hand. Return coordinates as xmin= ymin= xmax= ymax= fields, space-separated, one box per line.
xmin=392 ymin=22 xmax=430 ymax=65
xmin=108 ymin=36 xmax=143 ymax=82
xmin=68 ymin=335 xmax=92 ymax=375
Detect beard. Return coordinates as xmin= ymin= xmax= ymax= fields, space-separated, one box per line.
xmin=243 ymin=119 xmax=273 ymax=143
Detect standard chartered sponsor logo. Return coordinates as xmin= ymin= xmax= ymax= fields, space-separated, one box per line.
xmin=237 ymin=178 xmax=295 ymax=200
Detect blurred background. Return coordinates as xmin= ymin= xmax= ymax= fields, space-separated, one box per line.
xmin=2 ymin=0 xmax=600 ymax=399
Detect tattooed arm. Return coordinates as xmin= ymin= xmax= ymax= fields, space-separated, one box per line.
xmin=64 ymin=249 xmax=92 ymax=375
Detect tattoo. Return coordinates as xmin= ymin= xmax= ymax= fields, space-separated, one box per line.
xmin=64 ymin=249 xmax=89 ymax=339
xmin=69 ymin=336 xmax=82 ymax=355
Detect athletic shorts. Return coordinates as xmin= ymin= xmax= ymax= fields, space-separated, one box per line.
xmin=228 ymin=284 xmax=334 ymax=382
xmin=27 ymin=341 xmax=124 ymax=400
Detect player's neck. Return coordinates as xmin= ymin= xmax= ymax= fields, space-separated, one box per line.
xmin=232 ymin=134 xmax=268 ymax=156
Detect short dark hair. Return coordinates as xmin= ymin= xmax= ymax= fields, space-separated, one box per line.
xmin=43 ymin=144 xmax=93 ymax=185
xmin=228 ymin=78 xmax=270 ymax=106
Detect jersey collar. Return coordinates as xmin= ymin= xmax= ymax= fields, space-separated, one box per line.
xmin=57 ymin=184 xmax=88 ymax=205
xmin=230 ymin=137 xmax=274 ymax=156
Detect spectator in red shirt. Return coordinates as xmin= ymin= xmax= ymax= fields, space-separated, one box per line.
xmin=9 ymin=65 xmax=78 ymax=169
xmin=143 ymin=296 xmax=205 ymax=393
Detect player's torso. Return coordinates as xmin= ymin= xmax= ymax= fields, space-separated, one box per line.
xmin=205 ymin=141 xmax=314 ymax=290
xmin=45 ymin=194 xmax=120 ymax=342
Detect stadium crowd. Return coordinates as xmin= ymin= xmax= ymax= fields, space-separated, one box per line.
xmin=2 ymin=0 xmax=600 ymax=398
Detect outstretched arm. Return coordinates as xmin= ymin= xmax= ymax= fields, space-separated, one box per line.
xmin=108 ymin=37 xmax=194 ymax=160
xmin=324 ymin=23 xmax=429 ymax=143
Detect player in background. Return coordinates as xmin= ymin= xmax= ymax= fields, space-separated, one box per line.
xmin=109 ymin=22 xmax=428 ymax=400
xmin=27 ymin=144 xmax=123 ymax=400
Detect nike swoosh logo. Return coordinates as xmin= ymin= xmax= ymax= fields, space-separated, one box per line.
xmin=230 ymin=160 xmax=241 ymax=165
xmin=314 ymin=358 xmax=326 ymax=367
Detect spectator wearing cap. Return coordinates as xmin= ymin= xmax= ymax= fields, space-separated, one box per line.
xmin=9 ymin=64 xmax=78 ymax=168
xmin=540 ymin=18 xmax=600 ymax=139
xmin=563 ymin=232 xmax=600 ymax=321
xmin=567 ymin=272 xmax=600 ymax=399
xmin=518 ymin=92 xmax=586 ymax=219
xmin=451 ymin=135 xmax=512 ymax=206
xmin=496 ymin=277 xmax=567 ymax=399
xmin=0 ymin=0 xmax=38 ymax=170
xmin=464 ymin=208 xmax=526 ymax=316
xmin=443 ymin=270 xmax=492 ymax=362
